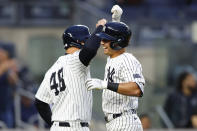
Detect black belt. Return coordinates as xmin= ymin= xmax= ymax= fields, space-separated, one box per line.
xmin=104 ymin=114 xmax=122 ymax=122
xmin=104 ymin=109 xmax=136 ymax=122
xmin=55 ymin=122 xmax=89 ymax=127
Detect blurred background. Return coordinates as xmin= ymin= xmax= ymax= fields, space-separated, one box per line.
xmin=0 ymin=0 xmax=197 ymax=130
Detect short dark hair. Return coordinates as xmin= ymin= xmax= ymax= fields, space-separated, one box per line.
xmin=0 ymin=43 xmax=15 ymax=58
xmin=176 ymin=71 xmax=190 ymax=91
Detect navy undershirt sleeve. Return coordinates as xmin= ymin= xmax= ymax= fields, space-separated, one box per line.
xmin=79 ymin=25 xmax=103 ymax=66
xmin=35 ymin=98 xmax=53 ymax=126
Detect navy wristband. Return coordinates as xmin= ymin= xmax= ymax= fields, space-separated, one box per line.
xmin=107 ymin=82 xmax=119 ymax=92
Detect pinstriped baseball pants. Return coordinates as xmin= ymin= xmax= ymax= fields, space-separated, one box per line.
xmin=106 ymin=114 xmax=143 ymax=131
xmin=50 ymin=122 xmax=90 ymax=131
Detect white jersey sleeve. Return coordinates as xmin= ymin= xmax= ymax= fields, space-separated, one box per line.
xmin=35 ymin=73 xmax=52 ymax=104
xmin=122 ymin=54 xmax=145 ymax=93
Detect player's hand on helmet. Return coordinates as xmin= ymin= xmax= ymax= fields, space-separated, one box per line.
xmin=111 ymin=5 xmax=123 ymax=22
xmin=85 ymin=78 xmax=107 ymax=91
xmin=96 ymin=19 xmax=107 ymax=28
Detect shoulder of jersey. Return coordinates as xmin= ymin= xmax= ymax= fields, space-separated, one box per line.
xmin=122 ymin=52 xmax=140 ymax=64
xmin=48 ymin=51 xmax=81 ymax=71
xmin=58 ymin=50 xmax=80 ymax=61
xmin=45 ymin=56 xmax=65 ymax=76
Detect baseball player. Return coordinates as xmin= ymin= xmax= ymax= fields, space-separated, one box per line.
xmin=34 ymin=19 xmax=106 ymax=131
xmin=85 ymin=5 xmax=145 ymax=131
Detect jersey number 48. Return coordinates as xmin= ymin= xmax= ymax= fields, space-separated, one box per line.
xmin=50 ymin=67 xmax=66 ymax=96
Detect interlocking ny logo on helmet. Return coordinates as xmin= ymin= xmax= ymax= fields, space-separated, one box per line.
xmin=62 ymin=25 xmax=91 ymax=50
xmin=96 ymin=22 xmax=132 ymax=50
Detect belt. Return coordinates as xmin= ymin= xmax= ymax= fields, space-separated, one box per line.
xmin=53 ymin=121 xmax=89 ymax=127
xmin=104 ymin=109 xmax=136 ymax=123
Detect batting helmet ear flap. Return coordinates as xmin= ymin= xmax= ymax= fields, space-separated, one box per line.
xmin=110 ymin=36 xmax=125 ymax=50
xmin=63 ymin=33 xmax=72 ymax=49
xmin=63 ymin=33 xmax=83 ymax=49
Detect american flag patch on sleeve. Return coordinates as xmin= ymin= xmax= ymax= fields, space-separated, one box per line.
xmin=133 ymin=74 xmax=141 ymax=78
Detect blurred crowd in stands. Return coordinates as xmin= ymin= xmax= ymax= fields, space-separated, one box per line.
xmin=0 ymin=0 xmax=196 ymax=26
xmin=86 ymin=0 xmax=197 ymax=21
xmin=140 ymin=70 xmax=197 ymax=130
xmin=164 ymin=71 xmax=197 ymax=128
xmin=0 ymin=42 xmax=38 ymax=128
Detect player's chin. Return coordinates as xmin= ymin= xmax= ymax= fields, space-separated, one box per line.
xmin=103 ymin=49 xmax=109 ymax=55
xmin=103 ymin=51 xmax=109 ymax=55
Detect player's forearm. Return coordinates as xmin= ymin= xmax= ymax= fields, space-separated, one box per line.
xmin=83 ymin=25 xmax=103 ymax=51
xmin=86 ymin=79 xmax=143 ymax=97
xmin=35 ymin=98 xmax=53 ymax=126
xmin=79 ymin=25 xmax=103 ymax=66
xmin=108 ymin=82 xmax=142 ymax=97
xmin=117 ymin=82 xmax=142 ymax=96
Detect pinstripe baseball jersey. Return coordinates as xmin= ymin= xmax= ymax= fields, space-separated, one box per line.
xmin=102 ymin=52 xmax=145 ymax=115
xmin=35 ymin=50 xmax=92 ymax=122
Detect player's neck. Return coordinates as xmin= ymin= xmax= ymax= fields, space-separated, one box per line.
xmin=66 ymin=47 xmax=80 ymax=54
xmin=182 ymin=86 xmax=192 ymax=96
xmin=110 ymin=48 xmax=125 ymax=58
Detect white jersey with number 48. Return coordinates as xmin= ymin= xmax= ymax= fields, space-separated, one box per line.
xmin=35 ymin=50 xmax=92 ymax=122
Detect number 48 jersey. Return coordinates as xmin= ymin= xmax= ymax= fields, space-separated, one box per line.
xmin=35 ymin=51 xmax=92 ymax=122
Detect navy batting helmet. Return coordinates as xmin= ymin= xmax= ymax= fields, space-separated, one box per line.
xmin=62 ymin=25 xmax=91 ymax=50
xmin=96 ymin=22 xmax=132 ymax=50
